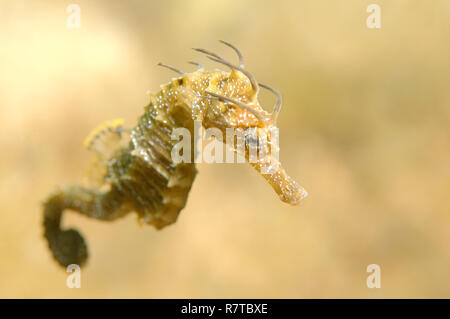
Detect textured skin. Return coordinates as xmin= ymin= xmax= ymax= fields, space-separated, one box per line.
xmin=43 ymin=68 xmax=307 ymax=267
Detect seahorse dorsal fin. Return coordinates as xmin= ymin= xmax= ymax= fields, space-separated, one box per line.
xmin=83 ymin=119 xmax=126 ymax=155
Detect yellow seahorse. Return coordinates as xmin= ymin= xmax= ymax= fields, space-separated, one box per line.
xmin=43 ymin=41 xmax=307 ymax=267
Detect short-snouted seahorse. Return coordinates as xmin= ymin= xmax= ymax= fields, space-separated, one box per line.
xmin=43 ymin=41 xmax=308 ymax=267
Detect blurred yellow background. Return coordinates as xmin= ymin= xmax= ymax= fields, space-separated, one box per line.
xmin=1 ymin=0 xmax=449 ymax=298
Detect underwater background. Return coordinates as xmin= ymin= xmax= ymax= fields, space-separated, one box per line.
xmin=0 ymin=0 xmax=449 ymax=298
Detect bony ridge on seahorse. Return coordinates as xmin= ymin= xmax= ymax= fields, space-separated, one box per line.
xmin=43 ymin=41 xmax=308 ymax=267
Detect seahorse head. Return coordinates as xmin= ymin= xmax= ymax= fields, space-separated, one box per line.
xmin=163 ymin=41 xmax=307 ymax=205
xmin=198 ymin=67 xmax=306 ymax=205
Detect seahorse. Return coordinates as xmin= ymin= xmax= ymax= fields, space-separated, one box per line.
xmin=43 ymin=41 xmax=308 ymax=267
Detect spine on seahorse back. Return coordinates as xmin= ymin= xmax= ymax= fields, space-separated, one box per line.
xmin=126 ymin=79 xmax=197 ymax=228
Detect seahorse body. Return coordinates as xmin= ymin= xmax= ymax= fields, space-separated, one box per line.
xmin=43 ymin=42 xmax=307 ymax=267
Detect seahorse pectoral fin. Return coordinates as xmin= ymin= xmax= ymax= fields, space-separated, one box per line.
xmin=83 ymin=119 xmax=130 ymax=186
xmin=83 ymin=119 xmax=127 ymax=156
